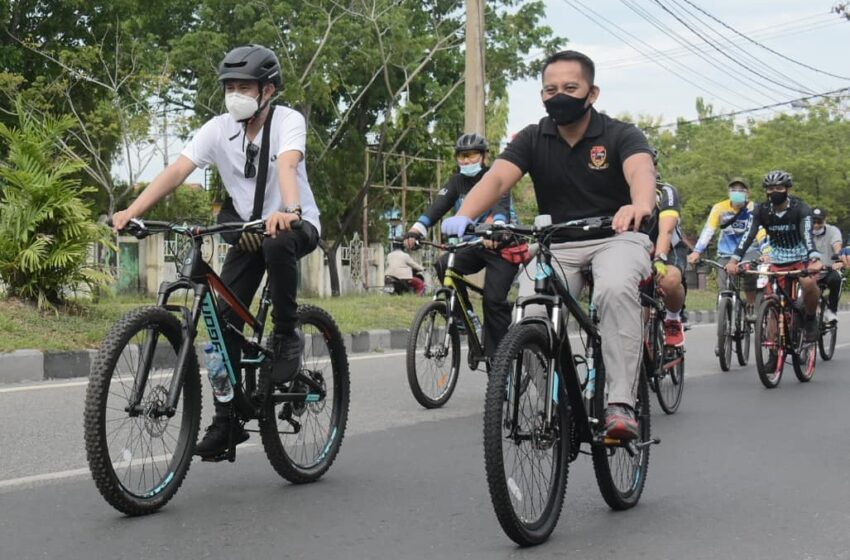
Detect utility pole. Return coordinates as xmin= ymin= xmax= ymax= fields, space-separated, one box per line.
xmin=464 ymin=0 xmax=486 ymax=135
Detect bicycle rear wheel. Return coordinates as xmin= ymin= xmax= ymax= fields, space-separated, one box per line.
xmin=406 ymin=300 xmax=461 ymax=408
xmin=754 ymin=298 xmax=783 ymax=388
xmin=734 ymin=298 xmax=751 ymax=366
xmin=84 ymin=307 xmax=201 ymax=515
xmin=716 ymin=297 xmax=733 ymax=371
xmin=818 ymin=299 xmax=838 ymax=361
xmin=791 ymin=312 xmax=817 ymax=383
xmin=260 ymin=305 xmax=350 ymax=483
xmin=592 ymin=363 xmax=651 ymax=510
xmin=483 ymin=323 xmax=569 ymax=546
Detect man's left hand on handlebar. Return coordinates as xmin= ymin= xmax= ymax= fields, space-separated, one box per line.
xmin=266 ymin=211 xmax=300 ymax=236
xmin=111 ymin=209 xmax=137 ymax=233
xmin=612 ymin=203 xmax=653 ymax=234
xmin=807 ymin=258 xmax=823 ymax=274
xmin=725 ymin=259 xmax=740 ymax=276
xmin=441 ymin=215 xmax=473 ymax=239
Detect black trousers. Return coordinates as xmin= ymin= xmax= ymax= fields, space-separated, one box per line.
xmin=821 ymin=268 xmax=843 ymax=312
xmin=434 ymin=245 xmax=518 ymax=358
xmin=214 ymin=222 xmax=319 ymax=417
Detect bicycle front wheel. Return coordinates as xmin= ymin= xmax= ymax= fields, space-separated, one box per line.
xmin=592 ymin=364 xmax=651 ymax=510
xmin=483 ymin=323 xmax=569 ymax=546
xmin=734 ymin=298 xmax=751 ymax=366
xmin=260 ymin=305 xmax=350 ymax=483
xmin=84 ymin=307 xmax=201 ymax=515
xmin=754 ymin=298 xmax=783 ymax=388
xmin=406 ymin=300 xmax=461 ymax=408
xmin=716 ymin=297 xmax=733 ymax=371
xmin=818 ymin=300 xmax=838 ymax=361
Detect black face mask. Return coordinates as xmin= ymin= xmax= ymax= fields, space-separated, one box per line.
xmin=768 ymin=191 xmax=788 ymax=206
xmin=544 ymin=93 xmax=591 ymax=126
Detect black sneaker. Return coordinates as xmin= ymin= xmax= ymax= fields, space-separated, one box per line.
xmin=804 ymin=315 xmax=818 ymax=343
xmin=194 ymin=417 xmax=249 ymax=458
xmin=271 ymin=330 xmax=304 ymax=383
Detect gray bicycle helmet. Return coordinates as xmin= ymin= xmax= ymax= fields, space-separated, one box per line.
xmin=763 ymin=169 xmax=793 ymax=188
xmin=649 ymin=146 xmax=659 ymax=166
xmin=455 ymin=133 xmax=488 ymax=154
xmin=218 ymin=44 xmax=282 ymax=88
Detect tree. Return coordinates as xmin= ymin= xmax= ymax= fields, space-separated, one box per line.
xmin=0 ymin=98 xmax=113 ymax=308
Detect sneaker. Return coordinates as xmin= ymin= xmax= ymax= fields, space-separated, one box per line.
xmin=271 ymin=330 xmax=304 ymax=383
xmin=804 ymin=315 xmax=818 ymax=343
xmin=664 ymin=319 xmax=685 ymax=347
xmin=604 ymin=403 xmax=639 ymax=440
xmin=823 ymin=309 xmax=838 ymax=323
xmin=194 ymin=417 xmax=249 ymax=458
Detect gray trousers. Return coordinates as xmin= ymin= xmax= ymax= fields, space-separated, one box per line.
xmin=518 ymin=232 xmax=652 ymax=407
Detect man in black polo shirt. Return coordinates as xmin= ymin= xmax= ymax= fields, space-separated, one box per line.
xmin=442 ymin=50 xmax=655 ymax=440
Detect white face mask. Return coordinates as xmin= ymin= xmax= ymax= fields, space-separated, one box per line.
xmin=225 ymin=92 xmax=259 ymax=122
xmin=813 ymin=226 xmax=825 ymax=235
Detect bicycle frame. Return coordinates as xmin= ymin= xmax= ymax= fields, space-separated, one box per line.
xmin=124 ymin=223 xmax=325 ymax=424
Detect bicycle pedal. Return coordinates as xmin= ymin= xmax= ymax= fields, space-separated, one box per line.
xmin=200 ymin=452 xmax=233 ymax=463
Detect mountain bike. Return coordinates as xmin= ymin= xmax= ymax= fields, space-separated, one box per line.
xmin=479 ymin=217 xmax=658 ymax=546
xmin=85 ymin=219 xmax=350 ymax=515
xmin=404 ymin=237 xmax=487 ymax=408
xmin=816 ymin=262 xmax=844 ymax=361
xmin=640 ymin=274 xmax=685 ymax=414
xmin=744 ymin=264 xmax=816 ymax=388
xmin=701 ymin=259 xmax=756 ymax=371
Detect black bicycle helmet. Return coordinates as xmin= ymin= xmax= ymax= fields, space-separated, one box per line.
xmin=218 ymin=45 xmax=282 ymax=88
xmin=762 ymin=169 xmax=793 ymax=188
xmin=454 ymin=133 xmax=488 ymax=154
xmin=649 ymin=146 xmax=659 ymax=166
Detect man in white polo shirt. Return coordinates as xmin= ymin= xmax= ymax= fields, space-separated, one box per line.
xmin=112 ymin=44 xmax=321 ymax=457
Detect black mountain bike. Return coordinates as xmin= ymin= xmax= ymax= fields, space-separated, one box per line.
xmin=702 ymin=259 xmax=756 ymax=371
xmin=404 ymin=237 xmax=488 ymax=408
xmin=480 ymin=217 xmax=658 ymax=546
xmin=640 ymin=274 xmax=685 ymax=414
xmin=85 ymin=219 xmax=350 ymax=515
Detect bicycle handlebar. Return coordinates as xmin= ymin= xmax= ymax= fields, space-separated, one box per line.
xmin=473 ymin=216 xmax=614 ymax=239
xmin=110 ymin=217 xmax=302 ymax=239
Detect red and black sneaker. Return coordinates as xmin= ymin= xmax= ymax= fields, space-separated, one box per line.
xmin=664 ymin=319 xmax=685 ymax=347
xmin=604 ymin=403 xmax=639 ymax=440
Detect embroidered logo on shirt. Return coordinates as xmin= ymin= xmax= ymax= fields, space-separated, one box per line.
xmin=589 ymin=145 xmax=609 ymax=170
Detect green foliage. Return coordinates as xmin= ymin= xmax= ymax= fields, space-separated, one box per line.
xmin=0 ymin=98 xmax=114 ymax=309
xmin=645 ymin=97 xmax=850 ymax=242
xmin=135 ymin=183 xmax=214 ymax=224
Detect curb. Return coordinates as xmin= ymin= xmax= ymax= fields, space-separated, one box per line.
xmin=3 ymin=303 xmax=849 ymax=385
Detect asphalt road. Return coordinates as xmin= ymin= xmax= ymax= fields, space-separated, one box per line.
xmin=2 ymin=315 xmax=850 ymax=559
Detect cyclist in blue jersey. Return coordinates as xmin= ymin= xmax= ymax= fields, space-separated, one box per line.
xmin=726 ymin=170 xmax=823 ymax=341
xmin=404 ymin=133 xmax=519 ymax=361
xmin=688 ymin=177 xmax=768 ymax=320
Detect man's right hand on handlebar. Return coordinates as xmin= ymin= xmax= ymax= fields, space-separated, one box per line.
xmin=403 ymin=231 xmax=422 ymax=250
xmin=111 ymin=209 xmax=142 ymax=233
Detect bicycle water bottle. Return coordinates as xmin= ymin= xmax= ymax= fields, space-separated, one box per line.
xmin=204 ymin=343 xmax=234 ymax=403
xmin=467 ymin=309 xmax=483 ymax=341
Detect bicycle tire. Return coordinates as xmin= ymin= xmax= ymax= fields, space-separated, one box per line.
xmin=649 ymin=314 xmax=683 ymax=414
xmin=791 ymin=311 xmax=817 ymax=383
xmin=85 ymin=306 xmax=201 ymax=515
xmin=734 ymin=298 xmax=751 ymax=366
xmin=483 ymin=323 xmax=569 ymax=546
xmin=818 ymin=299 xmax=838 ymax=361
xmin=591 ymin=362 xmax=651 ymax=510
xmin=406 ymin=300 xmax=461 ymax=409
xmin=716 ymin=297 xmax=733 ymax=372
xmin=754 ymin=298 xmax=783 ymax=388
xmin=259 ymin=305 xmax=350 ymax=484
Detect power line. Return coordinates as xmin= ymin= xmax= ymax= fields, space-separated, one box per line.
xmin=665 ymin=0 xmax=821 ymax=94
xmin=651 ymin=0 xmax=816 ymax=96
xmin=561 ymin=0 xmax=748 ymax=110
xmin=644 ymin=87 xmax=850 ymax=130
xmin=680 ymin=0 xmax=850 ymax=81
xmin=618 ymin=0 xmax=787 ymax=103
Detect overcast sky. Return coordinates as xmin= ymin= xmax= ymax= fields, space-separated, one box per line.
xmin=506 ymin=0 xmax=850 ymax=136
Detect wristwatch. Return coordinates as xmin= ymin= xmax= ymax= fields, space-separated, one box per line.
xmin=283 ymin=205 xmax=302 ymax=217
xmin=654 ymin=253 xmax=669 ymax=264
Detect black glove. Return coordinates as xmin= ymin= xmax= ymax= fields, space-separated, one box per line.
xmin=402 ymin=230 xmax=422 ymax=249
